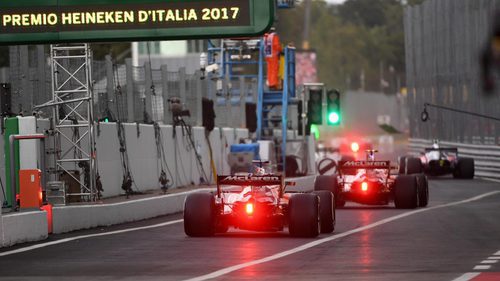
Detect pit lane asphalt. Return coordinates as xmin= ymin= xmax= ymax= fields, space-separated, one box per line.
xmin=0 ymin=177 xmax=499 ymax=281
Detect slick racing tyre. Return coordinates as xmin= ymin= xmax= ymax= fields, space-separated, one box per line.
xmin=313 ymin=190 xmax=335 ymax=233
xmin=184 ymin=192 xmax=216 ymax=237
xmin=289 ymin=194 xmax=319 ymax=238
xmin=398 ymin=156 xmax=406 ymax=174
xmin=453 ymin=157 xmax=475 ymax=179
xmin=314 ymin=175 xmax=345 ymax=207
xmin=416 ymin=174 xmax=429 ymax=207
xmin=405 ymin=157 xmax=422 ymax=174
xmin=394 ymin=175 xmax=418 ymax=209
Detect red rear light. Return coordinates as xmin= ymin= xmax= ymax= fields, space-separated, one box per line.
xmin=245 ymin=203 xmax=254 ymax=215
xmin=361 ymin=182 xmax=368 ymax=191
xmin=351 ymin=142 xmax=360 ymax=152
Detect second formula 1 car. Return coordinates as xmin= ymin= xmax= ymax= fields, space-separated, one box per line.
xmin=315 ymin=150 xmax=429 ymax=209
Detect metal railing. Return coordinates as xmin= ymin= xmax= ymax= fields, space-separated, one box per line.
xmin=408 ymin=138 xmax=500 ymax=180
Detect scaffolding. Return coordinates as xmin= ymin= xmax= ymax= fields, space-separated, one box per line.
xmin=36 ymin=44 xmax=97 ymax=202
xmin=207 ymin=38 xmax=297 ymax=174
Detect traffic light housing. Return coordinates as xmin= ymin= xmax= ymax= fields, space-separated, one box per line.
xmin=202 ymin=97 xmax=216 ymax=132
xmin=326 ymin=89 xmax=341 ymax=125
xmin=245 ymin=102 xmax=257 ymax=133
xmin=307 ymin=89 xmax=323 ymax=125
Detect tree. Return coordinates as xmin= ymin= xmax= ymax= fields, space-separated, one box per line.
xmin=276 ymin=0 xmax=410 ymax=93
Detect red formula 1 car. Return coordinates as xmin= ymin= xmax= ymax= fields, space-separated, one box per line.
xmin=315 ymin=151 xmax=429 ymax=209
xmin=184 ymin=173 xmax=335 ymax=237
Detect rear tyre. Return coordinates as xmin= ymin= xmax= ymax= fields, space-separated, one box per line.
xmin=394 ymin=175 xmax=419 ymax=209
xmin=184 ymin=193 xmax=216 ymax=237
xmin=312 ymin=191 xmax=335 ymax=233
xmin=454 ymin=157 xmax=475 ymax=179
xmin=289 ymin=194 xmax=319 ymax=237
xmin=314 ymin=175 xmax=344 ymax=208
xmin=406 ymin=157 xmax=422 ymax=174
xmin=398 ymin=156 xmax=407 ymax=174
xmin=416 ymin=174 xmax=429 ymax=207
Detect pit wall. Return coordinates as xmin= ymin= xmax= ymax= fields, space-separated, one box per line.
xmin=0 ymin=189 xmax=205 ymax=246
xmin=1 ymin=210 xmax=47 ymax=247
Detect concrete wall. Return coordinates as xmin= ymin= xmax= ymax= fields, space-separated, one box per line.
xmin=31 ymin=119 xmax=247 ymax=198
xmin=1 ymin=211 xmax=47 ymax=247
xmin=95 ymin=123 xmax=248 ymax=198
xmin=0 ymin=189 xmax=205 ymax=246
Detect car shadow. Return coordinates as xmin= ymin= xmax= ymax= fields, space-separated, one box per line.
xmin=213 ymin=231 xmax=292 ymax=239
xmin=338 ymin=205 xmax=396 ymax=210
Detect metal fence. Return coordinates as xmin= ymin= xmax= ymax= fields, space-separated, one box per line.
xmin=404 ymin=0 xmax=500 ymax=145
xmin=5 ymin=45 xmax=257 ymax=128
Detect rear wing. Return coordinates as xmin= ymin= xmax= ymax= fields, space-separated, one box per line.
xmin=217 ymin=174 xmax=283 ymax=197
xmin=424 ymin=147 xmax=458 ymax=153
xmin=339 ymin=160 xmax=391 ymax=170
xmin=217 ymin=175 xmax=282 ymax=187
xmin=338 ymin=160 xmax=393 ymax=185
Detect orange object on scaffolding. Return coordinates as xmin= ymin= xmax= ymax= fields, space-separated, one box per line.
xmin=264 ymin=31 xmax=283 ymax=89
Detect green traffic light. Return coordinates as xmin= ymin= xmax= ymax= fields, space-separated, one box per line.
xmin=328 ymin=112 xmax=340 ymax=125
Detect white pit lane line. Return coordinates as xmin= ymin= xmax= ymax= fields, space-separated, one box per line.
xmin=183 ymin=190 xmax=500 ymax=281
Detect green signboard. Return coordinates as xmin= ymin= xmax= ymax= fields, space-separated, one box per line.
xmin=0 ymin=0 xmax=274 ymax=45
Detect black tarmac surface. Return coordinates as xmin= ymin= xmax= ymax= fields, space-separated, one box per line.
xmin=0 ymin=177 xmax=499 ymax=281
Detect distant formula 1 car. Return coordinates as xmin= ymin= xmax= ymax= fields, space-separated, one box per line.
xmin=412 ymin=146 xmax=474 ymax=179
xmin=315 ymin=150 xmax=429 ymax=209
xmin=184 ymin=173 xmax=336 ymax=237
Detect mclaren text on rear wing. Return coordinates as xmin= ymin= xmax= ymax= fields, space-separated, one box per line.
xmin=339 ymin=160 xmax=391 ymax=170
xmin=217 ymin=175 xmax=283 ymax=186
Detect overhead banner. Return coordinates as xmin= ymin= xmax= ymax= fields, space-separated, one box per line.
xmin=0 ymin=0 xmax=274 ymax=45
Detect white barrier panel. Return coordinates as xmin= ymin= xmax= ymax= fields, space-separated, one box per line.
xmin=408 ymin=138 xmax=500 ymax=180
xmin=18 ymin=116 xmax=38 ymax=170
xmin=2 ymin=211 xmax=47 ymax=247
xmin=52 ymin=189 xmax=209 ymax=234
xmin=95 ymin=123 xmax=248 ymax=198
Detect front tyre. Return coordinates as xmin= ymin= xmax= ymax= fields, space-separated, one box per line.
xmin=313 ymin=190 xmax=335 ymax=233
xmin=405 ymin=157 xmax=422 ymax=174
xmin=315 ymin=175 xmax=344 ymax=208
xmin=416 ymin=174 xmax=429 ymax=207
xmin=453 ymin=157 xmax=474 ymax=179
